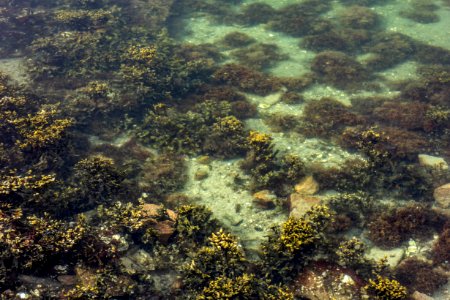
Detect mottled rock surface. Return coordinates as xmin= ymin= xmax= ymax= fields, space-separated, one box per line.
xmin=252 ymin=189 xmax=276 ymax=209
xmin=290 ymin=175 xmax=320 ymax=218
xmin=141 ymin=204 xmax=177 ymax=243
xmin=289 ymin=194 xmax=321 ymax=218
xmin=433 ymin=183 xmax=450 ymax=209
xmin=418 ymin=154 xmax=448 ymax=169
xmin=291 ymin=262 xmax=364 ymax=300
xmin=411 ymin=291 xmax=434 ymax=300
xmin=294 ymin=175 xmax=319 ymax=195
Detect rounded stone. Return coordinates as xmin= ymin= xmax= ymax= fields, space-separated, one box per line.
xmin=194 ymin=166 xmax=209 ymax=180
xmin=418 ymin=154 xmax=448 ymax=170
xmin=433 ymin=183 xmax=450 ymax=209
xmin=252 ymin=189 xmax=276 ymax=209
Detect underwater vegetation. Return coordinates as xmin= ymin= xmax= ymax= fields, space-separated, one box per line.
xmin=365 ymin=275 xmax=408 ymax=300
xmin=299 ymin=97 xmax=366 ymax=138
xmin=340 ymin=0 xmax=390 ymax=5
xmin=213 ymin=63 xmax=281 ymax=95
xmin=259 ymin=205 xmax=333 ymax=282
xmin=301 ymin=4 xmax=378 ymax=54
xmin=263 ymin=112 xmax=300 ymax=133
xmin=399 ymin=0 xmax=440 ymax=24
xmin=367 ymin=203 xmax=445 ymax=248
xmin=67 ymin=154 xmax=127 ymax=210
xmin=183 ymin=229 xmax=294 ymax=299
xmin=432 ymin=222 xmax=450 ymax=265
xmin=230 ymin=43 xmax=288 ymax=70
xmin=237 ymin=2 xmax=276 ymax=26
xmin=240 ymin=131 xmax=306 ymax=195
xmin=137 ymin=153 xmax=187 ymax=199
xmin=118 ymin=33 xmax=216 ymax=106
xmin=339 ymin=5 xmax=380 ymax=30
xmin=267 ymin=1 xmax=332 ymax=37
xmin=394 ymin=257 xmax=448 ymax=296
xmin=311 ymin=51 xmax=371 ymax=90
xmin=220 ymin=31 xmax=256 ymax=49
xmin=364 ymin=32 xmax=417 ymax=71
xmin=341 ymin=126 xmax=428 ymax=161
xmin=402 ymin=65 xmax=450 ymax=107
xmin=0 ymin=0 xmax=449 ymax=298
xmin=301 ymin=27 xmax=372 ymax=53
xmin=138 ymin=101 xmax=248 ymax=157
xmin=326 ymin=192 xmax=377 ymax=230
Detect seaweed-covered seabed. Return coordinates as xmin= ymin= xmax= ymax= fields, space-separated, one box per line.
xmin=0 ymin=0 xmax=450 ymax=298
xmin=180 ymin=0 xmax=450 ymax=298
xmin=181 ymin=0 xmax=448 ymax=230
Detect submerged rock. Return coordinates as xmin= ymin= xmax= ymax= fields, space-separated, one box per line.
xmin=289 ymin=193 xmax=321 ymax=218
xmin=289 ymin=176 xmax=321 ymax=218
xmin=154 ymin=220 xmax=176 ymax=243
xmin=294 ymin=175 xmax=319 ymax=195
xmin=418 ymin=154 xmax=448 ymax=170
xmin=433 ymin=183 xmax=450 ymax=209
xmin=252 ymin=189 xmax=276 ymax=209
xmin=367 ymin=246 xmax=404 ymax=268
xmin=291 ymin=262 xmax=363 ymax=300
xmin=140 ymin=204 xmax=177 ymax=243
xmin=411 ymin=291 xmax=435 ymax=300
xmin=197 ymin=155 xmax=212 ymax=165
xmin=194 ymin=165 xmax=209 ymax=180
xmin=120 ymin=249 xmax=155 ymax=274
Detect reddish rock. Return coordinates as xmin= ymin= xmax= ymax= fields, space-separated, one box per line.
xmin=140 ymin=203 xmax=177 ymax=243
xmin=141 ymin=203 xmax=177 ymax=221
xmin=294 ymin=175 xmax=319 ymax=195
xmin=289 ymin=193 xmax=321 ymax=218
xmin=171 ymin=278 xmax=183 ymax=290
xmin=141 ymin=203 xmax=162 ymax=218
xmin=433 ymin=183 xmax=450 ymax=209
xmin=153 ymin=220 xmax=176 ymax=243
xmin=253 ymin=189 xmax=276 ymax=209
xmin=166 ymin=208 xmax=177 ymax=221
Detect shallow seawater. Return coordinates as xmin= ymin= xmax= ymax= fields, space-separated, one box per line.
xmin=0 ymin=0 xmax=449 ymax=299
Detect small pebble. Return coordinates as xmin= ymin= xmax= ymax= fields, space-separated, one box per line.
xmin=254 ymin=224 xmax=264 ymax=231
xmin=197 ymin=155 xmax=211 ymax=165
xmin=194 ymin=166 xmax=209 ymax=180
